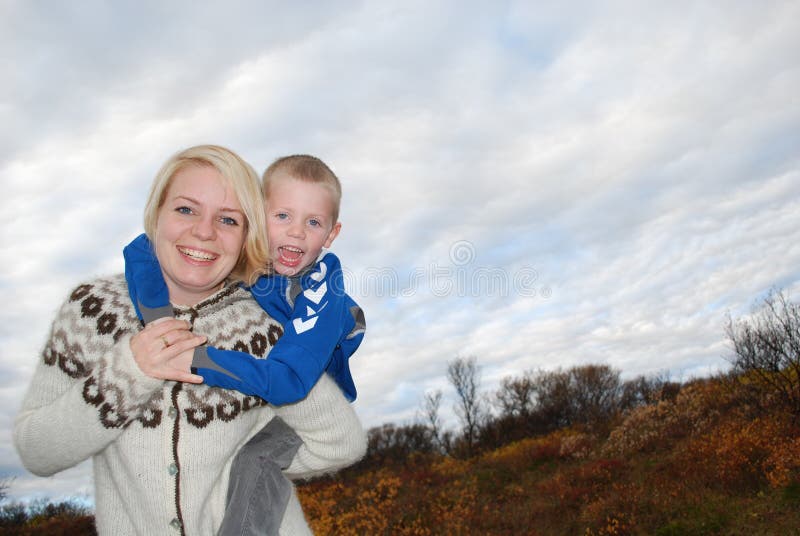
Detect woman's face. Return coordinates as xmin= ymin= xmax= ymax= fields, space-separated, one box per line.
xmin=154 ymin=165 xmax=246 ymax=306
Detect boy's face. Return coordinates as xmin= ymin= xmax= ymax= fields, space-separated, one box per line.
xmin=265 ymin=173 xmax=341 ymax=276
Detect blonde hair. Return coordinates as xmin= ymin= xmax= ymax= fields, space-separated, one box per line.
xmin=262 ymin=155 xmax=342 ymax=222
xmin=143 ymin=145 xmax=268 ymax=285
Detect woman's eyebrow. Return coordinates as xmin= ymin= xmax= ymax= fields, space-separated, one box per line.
xmin=174 ymin=195 xmax=243 ymax=214
xmin=219 ymin=206 xmax=245 ymax=215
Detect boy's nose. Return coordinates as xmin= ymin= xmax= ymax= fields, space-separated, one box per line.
xmin=287 ymin=223 xmax=305 ymax=238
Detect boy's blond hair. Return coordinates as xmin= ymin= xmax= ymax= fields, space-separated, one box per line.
xmin=262 ymin=155 xmax=342 ymax=223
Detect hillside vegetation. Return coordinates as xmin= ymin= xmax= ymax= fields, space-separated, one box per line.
xmin=3 ymin=291 xmax=799 ymax=535
xmin=295 ymin=291 xmax=800 ymax=535
xmin=297 ymin=374 xmax=800 ymax=535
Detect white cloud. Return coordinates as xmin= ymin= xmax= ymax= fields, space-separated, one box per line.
xmin=2 ymin=0 xmax=799 ymax=505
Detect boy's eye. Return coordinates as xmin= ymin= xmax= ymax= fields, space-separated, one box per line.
xmin=220 ymin=216 xmax=239 ymax=226
xmin=308 ymin=218 xmax=321 ymax=227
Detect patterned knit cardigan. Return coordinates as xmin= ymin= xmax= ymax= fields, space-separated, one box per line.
xmin=14 ymin=275 xmax=366 ymax=536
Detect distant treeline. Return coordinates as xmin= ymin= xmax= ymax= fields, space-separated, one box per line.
xmin=294 ymin=289 xmax=800 ymax=534
xmin=355 ymin=289 xmax=800 ymax=469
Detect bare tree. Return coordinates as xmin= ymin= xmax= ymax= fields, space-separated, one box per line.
xmin=568 ymin=364 xmax=623 ymax=427
xmin=727 ymin=290 xmax=800 ymax=418
xmin=421 ymin=389 xmax=444 ymax=452
xmin=494 ymin=371 xmax=536 ymax=418
xmin=362 ymin=423 xmax=438 ymax=468
xmin=0 ymin=477 xmax=10 ymax=503
xmin=532 ymin=365 xmax=625 ymax=431
xmin=447 ymin=356 xmax=484 ymax=456
xmin=534 ymin=368 xmax=573 ymax=429
xmin=620 ymin=371 xmax=678 ymax=409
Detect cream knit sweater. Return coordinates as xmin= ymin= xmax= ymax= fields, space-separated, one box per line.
xmin=14 ymin=275 xmax=366 ymax=535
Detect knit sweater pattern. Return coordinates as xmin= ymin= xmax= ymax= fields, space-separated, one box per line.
xmin=14 ymin=275 xmax=366 ymax=536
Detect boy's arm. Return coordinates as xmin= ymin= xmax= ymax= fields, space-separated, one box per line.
xmin=124 ymin=236 xmax=364 ymax=403
xmin=326 ymin=299 xmax=365 ymax=400
xmin=193 ymin=298 xmax=364 ymax=404
xmin=123 ymin=233 xmax=173 ymax=324
xmin=194 ymin=252 xmax=364 ymax=404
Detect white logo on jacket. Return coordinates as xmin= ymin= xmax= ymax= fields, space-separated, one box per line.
xmin=293 ymin=261 xmax=328 ymax=334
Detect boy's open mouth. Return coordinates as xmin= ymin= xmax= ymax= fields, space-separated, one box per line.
xmin=278 ymin=246 xmax=304 ymax=266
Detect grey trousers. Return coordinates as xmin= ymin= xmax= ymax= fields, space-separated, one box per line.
xmin=218 ymin=417 xmax=303 ymax=536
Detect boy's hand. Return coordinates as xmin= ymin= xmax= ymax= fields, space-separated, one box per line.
xmin=191 ymin=347 xmax=263 ymax=398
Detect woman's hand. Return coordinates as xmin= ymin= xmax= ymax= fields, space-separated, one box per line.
xmin=130 ymin=318 xmax=206 ymax=383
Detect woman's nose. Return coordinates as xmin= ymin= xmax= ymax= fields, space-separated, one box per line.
xmin=192 ymin=217 xmax=216 ymax=240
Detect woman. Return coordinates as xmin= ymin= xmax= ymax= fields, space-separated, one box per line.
xmin=14 ymin=145 xmax=366 ymax=535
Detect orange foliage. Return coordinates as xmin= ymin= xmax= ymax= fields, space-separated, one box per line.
xmin=298 ymin=465 xmax=478 ymax=535
xmin=603 ymin=379 xmax=734 ymax=457
xmin=484 ymin=433 xmax=562 ymax=468
xmin=9 ymin=370 xmax=800 ymax=535
xmin=687 ymin=412 xmax=800 ymax=489
xmin=296 ymin=376 xmax=800 ymax=535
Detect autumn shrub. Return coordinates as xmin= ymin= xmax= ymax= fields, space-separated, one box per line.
xmin=483 ymin=434 xmax=562 ymax=470
xmin=603 ymin=379 xmax=735 ymax=458
xmin=683 ymin=409 xmax=800 ymax=492
xmin=0 ymin=498 xmax=96 ymax=536
xmin=299 ymin=457 xmax=481 ymax=535
xmin=582 ymin=511 xmax=637 ymax=536
xmin=538 ymin=457 xmax=628 ymax=513
xmin=765 ymin=433 xmax=800 ymax=488
xmin=2 ymin=515 xmax=96 ymax=535
xmin=579 ymin=471 xmax=736 ymax=536
xmin=580 ymin=481 xmax=648 ymax=535
xmin=299 ymin=469 xmax=401 ymax=534
xmin=559 ymin=431 xmax=596 ymax=460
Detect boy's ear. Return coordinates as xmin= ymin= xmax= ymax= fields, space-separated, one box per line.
xmin=324 ymin=222 xmax=342 ymax=248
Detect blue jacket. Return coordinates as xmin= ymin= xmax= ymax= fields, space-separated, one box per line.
xmin=123 ymin=234 xmax=364 ymax=404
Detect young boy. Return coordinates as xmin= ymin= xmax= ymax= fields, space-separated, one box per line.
xmin=123 ymin=155 xmax=365 ymax=535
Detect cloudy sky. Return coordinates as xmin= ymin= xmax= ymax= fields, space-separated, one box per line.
xmin=2 ymin=0 xmax=799 ymax=504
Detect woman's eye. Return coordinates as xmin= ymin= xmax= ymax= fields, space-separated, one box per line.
xmin=176 ymin=206 xmax=193 ymax=215
xmin=220 ymin=216 xmax=238 ymax=226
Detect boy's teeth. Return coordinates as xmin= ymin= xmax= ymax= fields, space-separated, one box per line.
xmin=280 ymin=246 xmax=303 ymax=261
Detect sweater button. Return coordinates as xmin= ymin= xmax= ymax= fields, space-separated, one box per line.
xmin=168 ymin=463 xmax=178 ymax=476
xmin=168 ymin=407 xmax=178 ymax=418
xmin=169 ymin=518 xmax=182 ymax=530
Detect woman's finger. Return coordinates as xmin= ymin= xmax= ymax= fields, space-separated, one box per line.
xmin=159 ymin=335 xmax=207 ymax=382
xmin=165 ymin=366 xmax=204 ymax=384
xmin=162 ymin=327 xmax=204 ymax=347
xmin=147 ymin=319 xmax=192 ymax=339
xmin=162 ymin=334 xmax=206 ymax=356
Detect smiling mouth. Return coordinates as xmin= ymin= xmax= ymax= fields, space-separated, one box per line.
xmin=178 ymin=246 xmax=218 ymax=261
xmin=278 ymin=246 xmax=304 ymax=264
